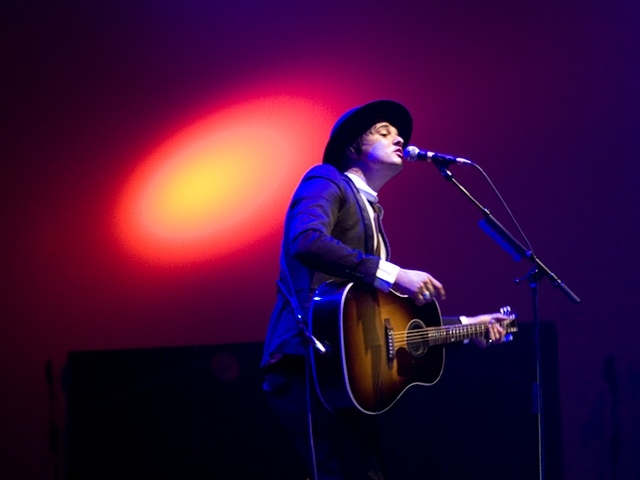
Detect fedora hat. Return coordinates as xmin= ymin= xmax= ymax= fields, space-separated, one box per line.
xmin=322 ymin=100 xmax=413 ymax=168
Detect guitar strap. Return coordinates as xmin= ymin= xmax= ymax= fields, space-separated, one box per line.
xmin=276 ymin=252 xmax=328 ymax=354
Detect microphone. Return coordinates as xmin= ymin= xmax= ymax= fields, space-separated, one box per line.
xmin=403 ymin=146 xmax=473 ymax=165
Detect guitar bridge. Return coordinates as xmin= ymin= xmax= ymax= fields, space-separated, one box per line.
xmin=384 ymin=318 xmax=395 ymax=362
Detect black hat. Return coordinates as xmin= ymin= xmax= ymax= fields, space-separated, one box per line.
xmin=322 ymin=100 xmax=413 ymax=168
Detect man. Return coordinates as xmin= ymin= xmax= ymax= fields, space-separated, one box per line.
xmin=262 ymin=100 xmax=508 ymax=479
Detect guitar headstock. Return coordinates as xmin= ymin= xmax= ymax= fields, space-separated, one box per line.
xmin=499 ymin=305 xmax=518 ymax=341
xmin=500 ymin=305 xmax=518 ymax=319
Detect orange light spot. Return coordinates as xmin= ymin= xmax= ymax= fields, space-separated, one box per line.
xmin=115 ymin=96 xmax=335 ymax=265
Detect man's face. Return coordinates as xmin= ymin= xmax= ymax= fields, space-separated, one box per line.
xmin=357 ymin=122 xmax=405 ymax=168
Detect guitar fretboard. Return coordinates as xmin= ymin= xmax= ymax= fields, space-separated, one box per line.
xmin=397 ymin=320 xmax=518 ymax=348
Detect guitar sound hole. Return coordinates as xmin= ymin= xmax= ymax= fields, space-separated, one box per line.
xmin=406 ymin=319 xmax=428 ymax=357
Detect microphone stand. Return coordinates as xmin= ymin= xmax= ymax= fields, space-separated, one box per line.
xmin=433 ymin=164 xmax=580 ymax=480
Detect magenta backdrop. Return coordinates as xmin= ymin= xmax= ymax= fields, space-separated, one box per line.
xmin=3 ymin=0 xmax=640 ymax=478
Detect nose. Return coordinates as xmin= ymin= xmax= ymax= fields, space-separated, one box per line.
xmin=393 ymin=135 xmax=404 ymax=148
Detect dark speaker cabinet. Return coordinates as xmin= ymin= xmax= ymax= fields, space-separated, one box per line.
xmin=65 ymin=323 xmax=560 ymax=479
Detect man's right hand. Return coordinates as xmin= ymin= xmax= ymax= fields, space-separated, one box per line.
xmin=393 ymin=269 xmax=446 ymax=305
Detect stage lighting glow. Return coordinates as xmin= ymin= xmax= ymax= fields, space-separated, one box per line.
xmin=115 ymin=96 xmax=334 ymax=265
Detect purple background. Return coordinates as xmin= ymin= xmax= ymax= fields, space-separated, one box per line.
xmin=3 ymin=0 xmax=640 ymax=478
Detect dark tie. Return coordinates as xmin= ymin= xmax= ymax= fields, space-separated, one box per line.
xmin=371 ymin=202 xmax=386 ymax=259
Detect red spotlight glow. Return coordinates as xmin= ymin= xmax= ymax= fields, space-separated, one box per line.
xmin=115 ymin=96 xmax=335 ymax=265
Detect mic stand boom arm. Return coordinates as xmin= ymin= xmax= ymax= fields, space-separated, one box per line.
xmin=435 ymin=165 xmax=580 ymax=304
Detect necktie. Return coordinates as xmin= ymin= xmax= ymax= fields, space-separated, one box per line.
xmin=371 ymin=202 xmax=386 ymax=259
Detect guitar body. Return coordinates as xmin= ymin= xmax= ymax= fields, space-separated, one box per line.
xmin=310 ymin=281 xmax=445 ymax=414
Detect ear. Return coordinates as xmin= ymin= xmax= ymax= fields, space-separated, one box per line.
xmin=346 ymin=144 xmax=359 ymax=160
xmin=346 ymin=137 xmax=362 ymax=159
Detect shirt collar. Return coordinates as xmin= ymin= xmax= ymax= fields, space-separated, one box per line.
xmin=344 ymin=172 xmax=379 ymax=204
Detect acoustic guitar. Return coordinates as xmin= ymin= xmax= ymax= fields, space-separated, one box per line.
xmin=309 ymin=280 xmax=517 ymax=414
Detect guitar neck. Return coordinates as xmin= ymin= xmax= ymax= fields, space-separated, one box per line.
xmin=426 ymin=321 xmax=518 ymax=346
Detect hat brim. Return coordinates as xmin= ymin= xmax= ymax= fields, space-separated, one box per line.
xmin=322 ymin=100 xmax=413 ymax=166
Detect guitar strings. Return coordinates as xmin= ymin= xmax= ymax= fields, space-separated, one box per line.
xmin=391 ymin=320 xmax=515 ymax=346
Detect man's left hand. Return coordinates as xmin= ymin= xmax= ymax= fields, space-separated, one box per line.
xmin=465 ymin=313 xmax=510 ymax=348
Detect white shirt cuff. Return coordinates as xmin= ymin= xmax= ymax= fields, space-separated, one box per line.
xmin=374 ymin=260 xmax=400 ymax=292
